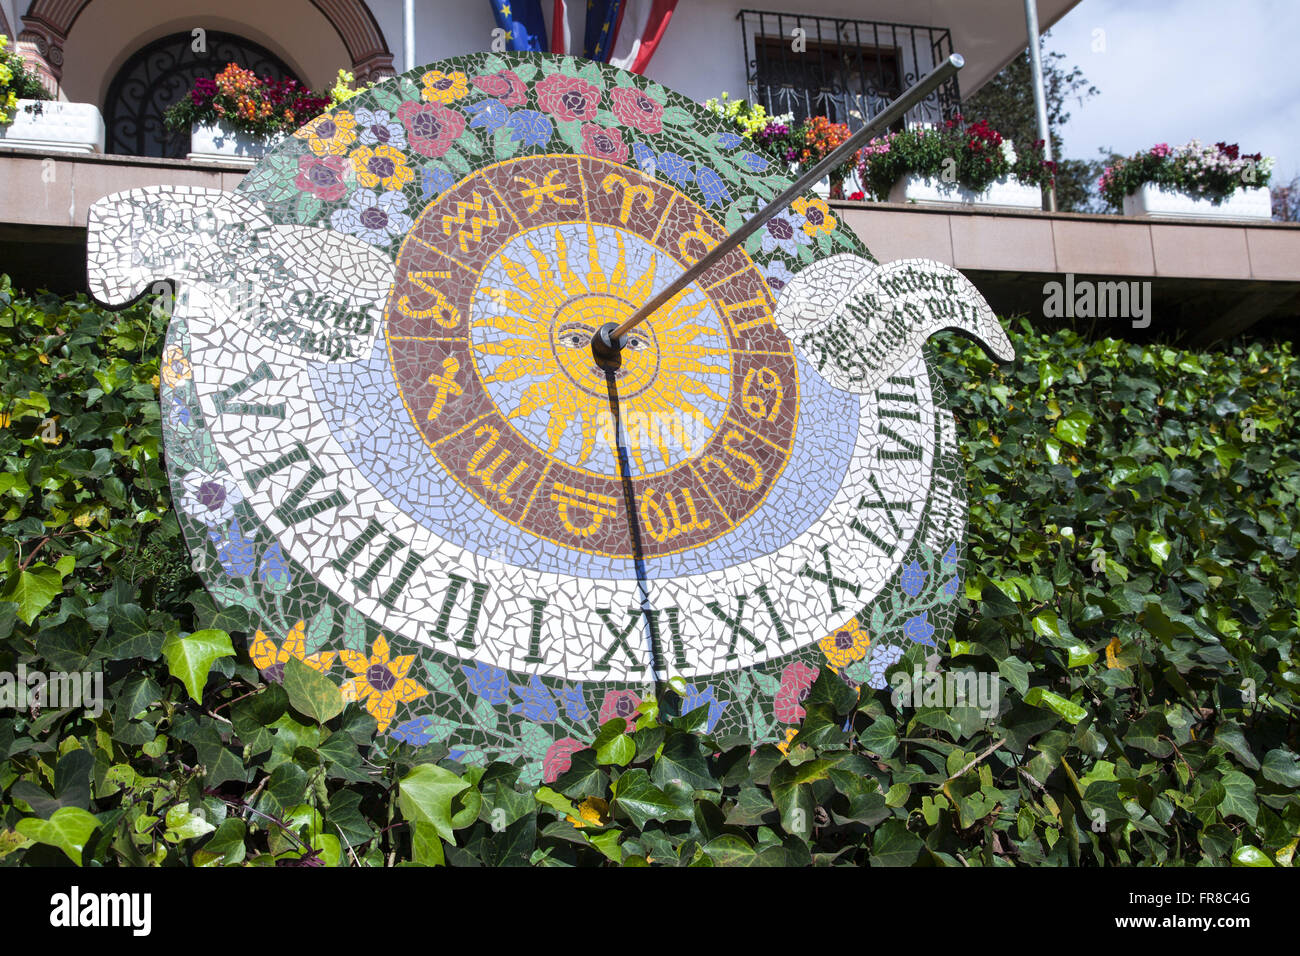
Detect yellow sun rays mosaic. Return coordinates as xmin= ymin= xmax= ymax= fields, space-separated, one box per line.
xmin=474 ymin=221 xmax=729 ymax=474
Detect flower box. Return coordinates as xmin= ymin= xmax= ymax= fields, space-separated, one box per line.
xmin=1121 ymin=183 xmax=1272 ymax=221
xmin=888 ymin=174 xmax=1043 ymax=209
xmin=188 ymin=119 xmax=282 ymax=166
xmin=0 ymin=99 xmax=105 ymax=154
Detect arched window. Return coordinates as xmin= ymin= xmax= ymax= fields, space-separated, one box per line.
xmin=104 ymin=31 xmax=301 ymax=158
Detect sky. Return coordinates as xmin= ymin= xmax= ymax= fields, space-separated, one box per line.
xmin=1042 ymin=0 xmax=1300 ymax=182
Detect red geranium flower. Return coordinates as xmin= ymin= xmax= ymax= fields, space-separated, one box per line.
xmin=294 ymin=154 xmax=349 ymax=201
xmin=535 ymin=73 xmax=600 ymax=123
xmin=471 ymin=68 xmax=528 ymax=107
xmin=598 ymin=689 xmax=641 ymax=731
xmin=609 ymin=86 xmax=664 ymax=134
xmin=580 ymin=123 xmax=628 ymax=163
xmin=396 ymin=100 xmax=465 ymax=158
xmin=542 ymin=737 xmax=585 ymax=783
xmin=774 ymin=662 xmax=820 ymax=723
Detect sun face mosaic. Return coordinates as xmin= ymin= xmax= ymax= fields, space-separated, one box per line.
xmin=388 ymin=152 xmax=796 ymax=558
xmin=85 ymin=53 xmax=1015 ymax=783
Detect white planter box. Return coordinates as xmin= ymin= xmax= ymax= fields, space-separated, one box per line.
xmin=0 ymin=99 xmax=104 ymax=154
xmin=1122 ymin=183 xmax=1272 ymax=221
xmin=188 ymin=120 xmax=281 ymax=166
xmin=889 ymin=174 xmax=1043 ymax=209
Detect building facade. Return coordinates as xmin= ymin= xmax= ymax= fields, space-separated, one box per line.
xmin=2 ymin=0 xmax=1297 ymax=340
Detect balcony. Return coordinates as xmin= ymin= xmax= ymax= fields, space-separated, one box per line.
xmin=737 ymin=10 xmax=961 ymax=130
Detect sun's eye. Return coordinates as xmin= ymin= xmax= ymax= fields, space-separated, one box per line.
xmin=556 ymin=322 xmax=594 ymax=349
xmin=624 ymin=335 xmax=645 ymax=351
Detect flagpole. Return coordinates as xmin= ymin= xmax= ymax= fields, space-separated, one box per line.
xmin=592 ymin=52 xmax=965 ymax=365
xmin=404 ymin=0 xmax=415 ymax=71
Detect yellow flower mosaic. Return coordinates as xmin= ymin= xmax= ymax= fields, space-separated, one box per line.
xmin=420 ymin=70 xmax=469 ymax=104
xmin=350 ymin=144 xmax=414 ymax=191
xmin=338 ymin=634 xmax=427 ymax=732
xmin=249 ymin=619 xmax=336 ymax=675
xmin=792 ymin=196 xmax=837 ymax=237
xmin=295 ymin=111 xmax=358 ymax=156
xmin=818 ymin=618 xmax=871 ymax=667
xmin=160 ymin=344 xmax=191 ymax=387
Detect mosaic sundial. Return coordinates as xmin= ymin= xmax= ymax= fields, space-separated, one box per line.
xmin=87 ymin=53 xmax=1013 ymax=782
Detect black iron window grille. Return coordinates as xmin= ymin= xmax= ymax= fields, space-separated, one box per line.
xmin=738 ymin=10 xmax=961 ymax=131
xmin=103 ymin=31 xmax=301 ymax=158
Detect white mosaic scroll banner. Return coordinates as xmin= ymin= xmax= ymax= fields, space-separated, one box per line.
xmin=88 ymin=186 xmax=393 ymax=365
xmin=773 ymin=254 xmax=1016 ymax=395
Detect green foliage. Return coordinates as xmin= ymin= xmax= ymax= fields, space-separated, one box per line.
xmin=0 ymin=34 xmax=53 ymax=126
xmin=1 ymin=280 xmax=1296 ymax=866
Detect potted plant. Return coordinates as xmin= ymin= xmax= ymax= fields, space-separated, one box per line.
xmin=704 ymin=96 xmax=864 ymax=198
xmin=1099 ymin=140 xmax=1274 ymax=220
xmin=164 ymin=63 xmax=328 ymax=165
xmin=858 ymin=115 xmax=1054 ymax=209
xmin=0 ymin=33 xmax=104 ymax=153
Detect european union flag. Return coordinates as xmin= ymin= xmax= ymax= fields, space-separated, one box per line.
xmin=583 ymin=0 xmax=625 ymax=62
xmin=490 ymin=0 xmax=550 ymax=52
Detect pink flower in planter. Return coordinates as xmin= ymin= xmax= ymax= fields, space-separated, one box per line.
xmin=535 ymin=73 xmax=601 ymax=123
xmin=609 ymin=86 xmax=664 ymax=133
xmin=397 ymin=100 xmax=465 ymax=158
xmin=580 ymin=123 xmax=628 ymax=163
xmin=1151 ymin=143 xmax=1171 ymax=159
xmin=542 ymin=737 xmax=585 ymax=783
xmin=294 ymin=154 xmax=349 ymax=201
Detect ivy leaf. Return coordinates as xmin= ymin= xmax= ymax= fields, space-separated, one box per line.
xmin=1143 ymin=531 xmax=1172 ymax=568
xmin=651 ymin=732 xmax=716 ymax=790
xmin=592 ymin=719 xmax=635 ymax=766
xmin=1024 ymin=687 xmax=1088 ymax=725
xmin=869 ymin=819 xmax=923 ymax=867
xmin=160 ymin=628 xmax=235 ymax=702
xmin=411 ymin=821 xmax=446 ymax=866
xmin=398 ymin=764 xmax=471 ymax=845
xmin=1054 ymin=409 xmax=1093 ymax=446
xmin=15 ymin=807 xmax=100 ymax=864
xmin=1 ymin=565 xmax=64 ymax=625
xmin=1261 ymin=749 xmax=1300 ymax=788
xmin=1231 ymin=846 xmax=1275 ymax=867
xmin=282 ymin=656 xmax=344 ymax=724
xmin=610 ymin=768 xmax=693 ymax=830
xmin=1217 ymin=771 xmax=1258 ymax=827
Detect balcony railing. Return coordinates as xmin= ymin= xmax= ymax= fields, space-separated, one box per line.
xmin=737 ymin=10 xmax=961 ymax=131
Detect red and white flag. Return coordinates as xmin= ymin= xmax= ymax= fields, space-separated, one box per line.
xmin=607 ymin=0 xmax=678 ymax=74
xmin=550 ymin=0 xmax=572 ymax=55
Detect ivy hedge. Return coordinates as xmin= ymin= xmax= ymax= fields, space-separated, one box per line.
xmin=0 ymin=276 xmax=1296 ymax=867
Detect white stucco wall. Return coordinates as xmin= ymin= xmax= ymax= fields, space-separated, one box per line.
xmin=366 ymin=0 xmax=1080 ymax=102
xmin=13 ymin=0 xmax=1079 ymax=112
